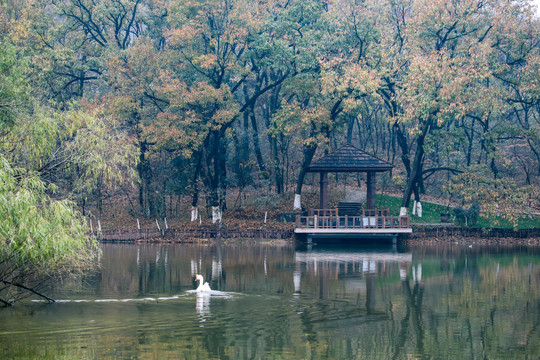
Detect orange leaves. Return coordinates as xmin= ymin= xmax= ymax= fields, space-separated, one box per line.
xmin=166 ymin=0 xmax=251 ymax=55
xmin=194 ymin=54 xmax=219 ymax=69
xmin=155 ymin=72 xmax=240 ymax=153
xmin=166 ymin=23 xmax=203 ymax=46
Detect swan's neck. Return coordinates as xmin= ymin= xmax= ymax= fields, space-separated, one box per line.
xmin=198 ymin=275 xmax=204 ymax=283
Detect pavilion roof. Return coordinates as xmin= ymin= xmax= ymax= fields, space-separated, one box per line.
xmin=307 ymin=144 xmax=393 ymax=173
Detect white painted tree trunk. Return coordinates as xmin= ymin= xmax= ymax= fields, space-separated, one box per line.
xmin=400 ymin=207 xmax=408 ymax=217
xmin=416 ymin=202 xmax=422 ymax=218
xmin=212 ymin=206 xmax=222 ymax=224
xmin=190 ymin=206 xmax=198 ymax=222
xmin=412 ymin=201 xmax=417 ymax=215
xmin=293 ymin=194 xmax=302 ymax=210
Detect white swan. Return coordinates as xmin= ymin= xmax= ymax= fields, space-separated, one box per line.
xmin=195 ymin=274 xmax=211 ymax=292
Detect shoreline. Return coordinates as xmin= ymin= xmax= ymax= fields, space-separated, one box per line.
xmin=403 ymin=236 xmax=540 ymax=246
xmin=96 ymin=225 xmax=540 ymax=244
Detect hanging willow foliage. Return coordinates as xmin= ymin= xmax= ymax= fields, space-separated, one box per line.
xmin=0 ymin=156 xmax=100 ymax=305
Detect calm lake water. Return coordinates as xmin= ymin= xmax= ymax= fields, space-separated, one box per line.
xmin=1 ymin=241 xmax=539 ymax=359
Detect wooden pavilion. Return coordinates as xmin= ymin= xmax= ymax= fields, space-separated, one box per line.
xmin=295 ymin=144 xmax=412 ymax=241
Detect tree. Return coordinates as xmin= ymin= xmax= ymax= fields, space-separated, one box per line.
xmin=159 ymin=0 xmax=303 ymax=220
xmin=0 ymin=156 xmax=100 ymax=305
xmin=0 ymin=35 xmax=138 ymax=304
xmin=0 ymin=41 xmax=102 ymax=305
xmin=105 ymin=37 xmax=167 ymax=217
xmin=323 ymin=0 xmax=539 ymax=219
xmin=3 ymin=0 xmax=538 ymax=227
xmin=446 ymin=171 xmax=538 ymax=227
xmin=13 ymin=0 xmax=151 ymax=102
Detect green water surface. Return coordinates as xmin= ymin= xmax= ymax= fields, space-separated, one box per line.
xmin=1 ymin=242 xmax=539 ymax=359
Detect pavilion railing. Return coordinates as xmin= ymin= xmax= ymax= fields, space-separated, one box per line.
xmin=296 ymin=208 xmax=411 ymax=229
xmin=309 ymin=208 xmax=391 ymax=217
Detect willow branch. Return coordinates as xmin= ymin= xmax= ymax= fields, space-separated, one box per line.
xmin=0 ymin=297 xmax=13 ymax=307
xmin=0 ymin=280 xmax=56 ymax=303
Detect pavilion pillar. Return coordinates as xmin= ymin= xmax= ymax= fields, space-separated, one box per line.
xmin=366 ymin=171 xmax=376 ymax=210
xmin=320 ymin=171 xmax=328 ymax=209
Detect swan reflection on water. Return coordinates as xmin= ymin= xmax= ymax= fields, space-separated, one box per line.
xmin=192 ymin=290 xmax=237 ymax=318
xmin=196 ymin=292 xmax=211 ymax=317
xmin=193 ymin=274 xmax=212 ymax=317
xmin=188 ymin=287 xmax=236 ymax=318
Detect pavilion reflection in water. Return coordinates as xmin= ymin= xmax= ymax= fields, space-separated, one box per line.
xmin=293 ymin=247 xmax=417 ymax=302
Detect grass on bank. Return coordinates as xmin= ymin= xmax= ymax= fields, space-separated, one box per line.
xmin=376 ymin=194 xmax=540 ymax=230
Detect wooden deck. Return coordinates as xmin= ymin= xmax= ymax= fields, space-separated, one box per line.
xmin=295 ymin=208 xmax=412 ymax=239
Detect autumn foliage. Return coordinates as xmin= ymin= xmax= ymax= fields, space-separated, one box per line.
xmin=1 ymin=0 xmax=539 ymax=226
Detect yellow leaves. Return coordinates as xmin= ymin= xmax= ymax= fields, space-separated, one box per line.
xmin=269 ymin=100 xmax=302 ymax=136
xmin=154 ymin=71 xmax=241 ymax=155
xmin=408 ymin=0 xmax=484 ymax=44
xmin=166 ymin=0 xmax=251 ymax=53
xmin=98 ymin=95 xmax=139 ymax=121
xmin=447 ymin=171 xmax=539 ymax=228
xmin=195 ymin=54 xmax=218 ymax=69
xmin=166 ymin=25 xmax=202 ymax=46
xmin=397 ymin=44 xmax=503 ymax=130
xmin=320 ymin=58 xmax=381 ymax=98
xmin=392 ymin=174 xmax=404 ymax=186
xmin=212 ymin=108 xmax=238 ymax=125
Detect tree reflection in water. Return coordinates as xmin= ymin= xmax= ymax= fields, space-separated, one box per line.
xmin=0 ymin=242 xmax=539 ymax=359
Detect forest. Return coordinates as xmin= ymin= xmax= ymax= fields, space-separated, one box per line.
xmin=1 ymin=0 xmax=539 ymax=228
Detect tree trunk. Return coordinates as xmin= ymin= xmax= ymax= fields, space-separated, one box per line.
xmin=273 ymin=138 xmax=284 ymax=194
xmin=346 ymin=115 xmax=355 ymax=144
xmin=400 ymin=120 xmax=430 ymax=216
xmin=191 ymin=152 xmax=202 ymax=221
xmin=293 ymin=143 xmax=318 ymax=210
xmin=96 ymin=176 xmax=103 ymax=219
xmin=464 ymin=117 xmax=475 ymax=167
xmin=249 ymin=103 xmax=269 ymax=180
xmin=210 ymin=131 xmax=220 ymax=208
xmin=219 ymin=137 xmax=227 ymax=210
xmin=137 ymin=140 xmax=153 ymax=218
xmin=265 ymin=82 xmax=284 ymax=194
xmin=393 ymin=122 xmax=411 ymax=177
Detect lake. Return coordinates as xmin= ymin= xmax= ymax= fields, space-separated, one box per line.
xmin=1 ymin=241 xmax=539 ymax=359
